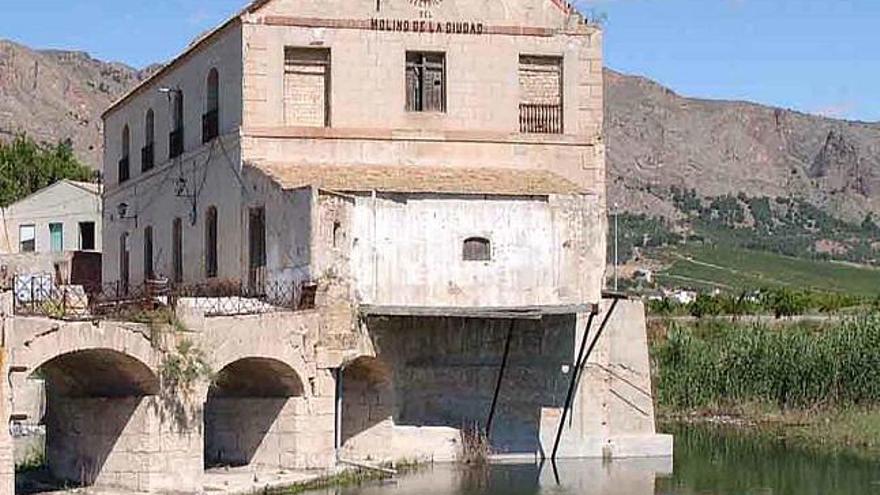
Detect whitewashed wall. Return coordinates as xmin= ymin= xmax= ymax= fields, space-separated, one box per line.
xmin=346 ymin=193 xmax=601 ymax=307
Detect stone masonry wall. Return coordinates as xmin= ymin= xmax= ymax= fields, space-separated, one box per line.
xmin=205 ymin=396 xmax=334 ymax=470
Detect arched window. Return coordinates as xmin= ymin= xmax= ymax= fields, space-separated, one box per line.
xmin=172 ymin=218 xmax=183 ymax=284
xmin=203 ymin=68 xmax=219 ymax=143
xmin=143 ymin=226 xmax=154 ymax=281
xmin=119 ymin=125 xmax=131 ymax=183
xmin=205 ymin=206 xmax=218 ymax=278
xmin=170 ymin=91 xmax=184 ymax=159
xmin=463 ymin=237 xmax=491 ymax=261
xmin=143 ymin=109 xmax=155 ymax=171
xmin=119 ymin=232 xmax=130 ymax=295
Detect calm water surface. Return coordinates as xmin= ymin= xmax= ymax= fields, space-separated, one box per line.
xmin=314 ymin=427 xmax=880 ymax=495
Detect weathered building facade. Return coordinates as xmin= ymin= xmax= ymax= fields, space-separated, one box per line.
xmin=0 ymin=0 xmax=670 ymax=493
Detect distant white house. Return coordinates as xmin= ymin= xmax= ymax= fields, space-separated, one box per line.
xmin=0 ymin=180 xmax=102 ymax=254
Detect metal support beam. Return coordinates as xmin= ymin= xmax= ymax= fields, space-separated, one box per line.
xmin=486 ymin=319 xmax=515 ymax=439
xmin=551 ymin=299 xmax=619 ymax=461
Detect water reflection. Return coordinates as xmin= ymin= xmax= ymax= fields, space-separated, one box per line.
xmin=314 ymin=458 xmax=671 ymax=495
xmin=313 ymin=426 xmax=880 ymax=495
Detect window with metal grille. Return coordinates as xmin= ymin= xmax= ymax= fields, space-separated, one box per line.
xmin=205 ymin=206 xmax=218 ymax=278
xmin=463 ymin=237 xmax=491 ymax=261
xmin=406 ymin=52 xmax=445 ymax=112
xmin=519 ymin=55 xmax=563 ymax=134
xmin=284 ymin=48 xmax=331 ymax=127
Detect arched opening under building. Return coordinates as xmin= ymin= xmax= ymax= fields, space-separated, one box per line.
xmin=29 ymin=349 xmax=159 ymax=491
xmin=340 ymin=357 xmax=394 ymax=460
xmin=204 ymin=358 xmax=306 ymax=470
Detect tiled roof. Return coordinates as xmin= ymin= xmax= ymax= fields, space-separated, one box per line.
xmin=254 ymin=163 xmax=586 ymax=196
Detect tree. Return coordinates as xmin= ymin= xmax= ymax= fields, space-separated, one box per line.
xmin=0 ymin=134 xmax=95 ymax=207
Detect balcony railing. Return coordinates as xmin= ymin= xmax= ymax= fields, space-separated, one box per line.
xmin=118 ymin=156 xmax=130 ymax=183
xmin=202 ymin=109 xmax=219 ymax=144
xmin=169 ymin=128 xmax=184 ymax=159
xmin=519 ymin=103 xmax=563 ymax=134
xmin=141 ymin=142 xmax=154 ymax=172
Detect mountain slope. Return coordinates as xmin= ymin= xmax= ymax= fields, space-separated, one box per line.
xmin=606 ymin=69 xmax=880 ymax=222
xmin=0 ymin=39 xmax=152 ymax=167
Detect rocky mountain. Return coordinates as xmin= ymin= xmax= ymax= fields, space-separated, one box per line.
xmin=0 ymin=39 xmax=154 ymax=167
xmin=2 ymin=38 xmax=880 ymax=225
xmin=605 ymin=69 xmax=880 ymax=222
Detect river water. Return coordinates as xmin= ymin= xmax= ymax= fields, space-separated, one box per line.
xmin=312 ymin=427 xmax=880 ymax=495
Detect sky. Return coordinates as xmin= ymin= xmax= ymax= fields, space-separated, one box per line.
xmin=2 ymin=0 xmax=879 ymax=122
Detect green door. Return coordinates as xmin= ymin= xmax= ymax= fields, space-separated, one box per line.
xmin=49 ymin=223 xmax=63 ymax=252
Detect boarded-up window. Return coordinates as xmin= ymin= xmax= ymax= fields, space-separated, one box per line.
xmin=463 ymin=237 xmax=491 ymax=261
xmin=205 ymin=206 xmax=218 ymax=279
xmin=406 ymin=52 xmax=445 ymax=112
xmin=172 ymin=218 xmax=183 ymax=284
xmin=519 ymin=56 xmax=563 ymax=134
xmin=284 ymin=48 xmax=330 ymax=127
xmin=144 ymin=226 xmax=154 ymax=280
xmin=19 ymin=224 xmax=35 ymax=253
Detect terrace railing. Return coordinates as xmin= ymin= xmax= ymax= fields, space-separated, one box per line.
xmin=12 ymin=275 xmax=317 ymax=321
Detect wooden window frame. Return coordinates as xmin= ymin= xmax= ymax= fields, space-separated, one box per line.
xmin=406 ymin=51 xmax=446 ymax=113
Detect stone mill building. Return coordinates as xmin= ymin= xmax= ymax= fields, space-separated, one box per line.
xmin=0 ymin=0 xmax=671 ymax=493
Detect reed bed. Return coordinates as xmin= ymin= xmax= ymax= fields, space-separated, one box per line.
xmin=653 ymin=314 xmax=880 ymax=411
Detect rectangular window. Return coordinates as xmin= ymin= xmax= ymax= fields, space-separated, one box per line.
xmin=172 ymin=218 xmax=183 ymax=284
xmin=120 ymin=233 xmax=130 ymax=295
xmin=19 ymin=224 xmax=35 ymax=253
xmin=406 ymin=52 xmax=445 ymax=113
xmin=518 ymin=55 xmax=563 ymax=134
xmin=205 ymin=207 xmax=218 ymax=279
xmin=79 ymin=222 xmax=96 ymax=251
xmin=49 ymin=223 xmax=63 ymax=252
xmin=284 ymin=47 xmax=331 ymax=127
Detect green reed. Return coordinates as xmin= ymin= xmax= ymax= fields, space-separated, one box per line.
xmin=653 ymin=314 xmax=880 ymax=411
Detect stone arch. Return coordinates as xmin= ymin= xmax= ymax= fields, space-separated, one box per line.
xmin=33 ymin=348 xmax=161 ymax=490
xmin=204 ymin=357 xmax=307 ymax=469
xmin=340 ymin=356 xmax=394 ymax=459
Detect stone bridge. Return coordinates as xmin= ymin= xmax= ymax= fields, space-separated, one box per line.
xmin=0 ymin=294 xmax=670 ymax=494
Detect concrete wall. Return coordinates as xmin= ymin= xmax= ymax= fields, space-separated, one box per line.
xmin=337 ymin=192 xmax=602 ymax=307
xmin=0 ymin=182 xmax=101 ymax=254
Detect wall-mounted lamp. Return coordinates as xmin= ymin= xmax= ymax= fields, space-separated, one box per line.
xmin=117 ymin=202 xmax=138 ymax=227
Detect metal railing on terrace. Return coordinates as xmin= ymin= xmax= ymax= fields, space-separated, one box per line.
xmin=12 ymin=275 xmax=317 ymax=321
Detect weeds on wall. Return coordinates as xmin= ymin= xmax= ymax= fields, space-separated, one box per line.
xmin=159 ymin=338 xmax=213 ymax=395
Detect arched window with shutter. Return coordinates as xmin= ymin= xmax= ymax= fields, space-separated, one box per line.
xmin=203 ymin=68 xmax=220 ymax=142
xmin=463 ymin=237 xmax=491 ymax=262
xmin=119 ymin=125 xmax=131 ymax=183
xmin=143 ymin=109 xmax=155 ymax=171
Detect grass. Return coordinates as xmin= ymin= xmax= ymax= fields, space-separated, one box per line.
xmin=652 ymin=315 xmax=880 ymax=460
xmin=656 ymin=244 xmax=880 ymax=297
